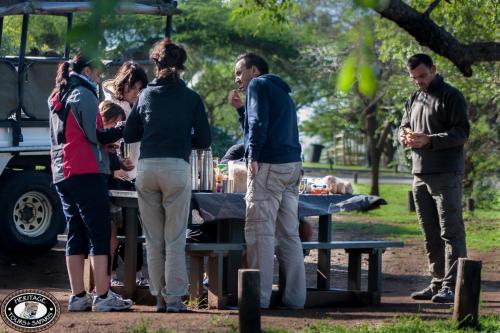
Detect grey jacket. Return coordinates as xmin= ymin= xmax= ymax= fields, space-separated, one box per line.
xmin=399 ymin=75 xmax=470 ymax=174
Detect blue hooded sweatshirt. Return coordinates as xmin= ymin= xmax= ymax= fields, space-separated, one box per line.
xmin=244 ymin=74 xmax=302 ymax=164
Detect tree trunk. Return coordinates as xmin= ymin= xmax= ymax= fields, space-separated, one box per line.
xmin=370 ymin=147 xmax=380 ymax=196
xmin=365 ymin=103 xmax=379 ymax=196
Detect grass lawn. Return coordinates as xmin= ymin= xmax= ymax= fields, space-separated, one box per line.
xmin=125 ymin=314 xmax=500 ymax=333
xmin=302 ymin=162 xmax=400 ymax=174
xmin=335 ymin=183 xmax=500 ymax=252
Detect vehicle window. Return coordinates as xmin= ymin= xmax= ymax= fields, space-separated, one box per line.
xmin=0 ymin=16 xmax=21 ymax=56
xmin=26 ymin=15 xmax=66 ymax=58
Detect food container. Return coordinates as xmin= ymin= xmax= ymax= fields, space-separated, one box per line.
xmin=228 ymin=160 xmax=247 ymax=193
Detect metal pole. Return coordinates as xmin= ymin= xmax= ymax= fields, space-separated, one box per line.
xmin=0 ymin=17 xmax=4 ymax=50
xmin=165 ymin=15 xmax=173 ymax=38
xmin=14 ymin=14 xmax=30 ymax=145
xmin=64 ymin=13 xmax=73 ymax=59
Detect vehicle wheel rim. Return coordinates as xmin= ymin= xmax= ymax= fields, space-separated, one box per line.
xmin=13 ymin=191 xmax=53 ymax=238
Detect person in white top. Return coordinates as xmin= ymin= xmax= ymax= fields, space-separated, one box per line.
xmin=102 ymin=62 xmax=149 ymax=287
xmin=103 ymin=61 xmax=149 ymax=180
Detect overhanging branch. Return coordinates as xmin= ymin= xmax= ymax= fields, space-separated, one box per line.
xmin=423 ymin=0 xmax=442 ymax=16
xmin=375 ymin=0 xmax=500 ymax=76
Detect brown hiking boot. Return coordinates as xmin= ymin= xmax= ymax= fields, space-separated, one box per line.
xmin=410 ymin=285 xmax=440 ymax=300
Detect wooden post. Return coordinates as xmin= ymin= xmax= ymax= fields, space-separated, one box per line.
xmin=353 ymin=172 xmax=358 ymax=184
xmin=238 ymin=269 xmax=261 ymax=333
xmin=407 ymin=190 xmax=415 ymax=212
xmin=466 ymin=198 xmax=475 ymax=212
xmin=453 ymin=258 xmax=482 ymax=328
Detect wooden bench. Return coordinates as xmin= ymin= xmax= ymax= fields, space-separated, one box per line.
xmin=184 ymin=240 xmax=404 ymax=308
xmin=79 ymin=234 xmax=403 ymax=307
xmin=186 ymin=243 xmax=245 ymax=309
xmin=301 ymin=240 xmax=403 ymax=306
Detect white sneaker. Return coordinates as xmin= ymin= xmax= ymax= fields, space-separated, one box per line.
xmin=111 ymin=278 xmax=124 ymax=287
xmin=166 ymin=296 xmax=187 ymax=313
xmin=68 ymin=293 xmax=92 ymax=312
xmin=92 ymin=290 xmax=133 ymax=312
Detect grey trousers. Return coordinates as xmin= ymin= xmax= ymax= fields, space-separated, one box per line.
xmin=245 ymin=162 xmax=306 ymax=309
xmin=135 ymin=158 xmax=191 ymax=298
xmin=413 ymin=172 xmax=467 ymax=289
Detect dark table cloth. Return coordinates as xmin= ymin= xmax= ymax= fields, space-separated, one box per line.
xmin=192 ymin=192 xmax=386 ymax=222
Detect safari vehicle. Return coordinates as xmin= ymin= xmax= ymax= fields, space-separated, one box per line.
xmin=0 ymin=0 xmax=179 ymax=251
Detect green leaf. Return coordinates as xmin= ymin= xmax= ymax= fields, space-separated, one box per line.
xmin=336 ymin=56 xmax=357 ymax=92
xmin=358 ymin=63 xmax=377 ymax=97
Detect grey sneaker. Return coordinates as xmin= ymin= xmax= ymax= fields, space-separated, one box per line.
xmin=92 ymin=290 xmax=133 ymax=312
xmin=431 ymin=287 xmax=455 ymax=303
xmin=166 ymin=296 xmax=187 ymax=313
xmin=410 ymin=285 xmax=440 ymax=300
xmin=68 ymin=293 xmax=92 ymax=312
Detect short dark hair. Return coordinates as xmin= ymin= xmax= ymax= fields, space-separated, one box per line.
xmin=237 ymin=52 xmax=269 ymax=75
xmin=99 ymin=101 xmax=126 ymax=122
xmin=407 ymin=54 xmax=434 ymax=70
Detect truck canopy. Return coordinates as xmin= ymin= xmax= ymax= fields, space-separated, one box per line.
xmin=0 ymin=0 xmax=180 ymax=16
xmin=0 ymin=0 xmax=178 ymax=147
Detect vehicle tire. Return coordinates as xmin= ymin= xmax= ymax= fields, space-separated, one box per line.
xmin=0 ymin=171 xmax=65 ymax=252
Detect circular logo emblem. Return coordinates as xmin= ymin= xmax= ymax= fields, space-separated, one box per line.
xmin=1 ymin=289 xmax=60 ymax=332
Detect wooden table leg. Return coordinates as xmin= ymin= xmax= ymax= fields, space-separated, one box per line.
xmin=317 ymin=214 xmax=332 ymax=290
xmin=123 ymin=207 xmax=138 ymax=300
xmin=83 ymin=258 xmax=94 ymax=292
xmin=368 ymin=249 xmax=382 ymax=305
xmin=347 ymin=250 xmax=362 ymax=291
xmin=189 ymin=255 xmax=204 ymax=300
xmin=208 ymin=253 xmax=225 ymax=309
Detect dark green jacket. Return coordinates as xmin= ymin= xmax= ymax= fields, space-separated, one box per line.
xmin=399 ymin=75 xmax=470 ymax=174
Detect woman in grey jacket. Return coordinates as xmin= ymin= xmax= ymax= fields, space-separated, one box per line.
xmin=124 ymin=38 xmax=211 ymax=312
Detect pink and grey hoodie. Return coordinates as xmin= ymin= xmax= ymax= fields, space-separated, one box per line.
xmin=49 ymin=73 xmax=123 ymax=184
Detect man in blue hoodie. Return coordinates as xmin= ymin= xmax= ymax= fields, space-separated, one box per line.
xmin=234 ymin=53 xmax=305 ymax=309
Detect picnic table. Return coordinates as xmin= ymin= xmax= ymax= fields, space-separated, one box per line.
xmin=108 ymin=190 xmax=403 ymax=308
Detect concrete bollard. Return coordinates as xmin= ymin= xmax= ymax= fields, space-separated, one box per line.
xmin=238 ymin=269 xmax=261 ymax=333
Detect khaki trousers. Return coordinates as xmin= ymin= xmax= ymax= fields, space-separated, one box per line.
xmin=135 ymin=158 xmax=191 ymax=297
xmin=413 ymin=172 xmax=467 ymax=289
xmin=245 ymin=162 xmax=306 ymax=308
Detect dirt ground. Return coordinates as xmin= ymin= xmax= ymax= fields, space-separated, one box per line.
xmin=0 ymin=219 xmax=498 ymax=333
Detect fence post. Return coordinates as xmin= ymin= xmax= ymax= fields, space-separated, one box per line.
xmin=453 ymin=258 xmax=482 ymax=328
xmin=407 ymin=190 xmax=415 ymax=212
xmin=353 ymin=172 xmax=358 ymax=184
xmin=238 ymin=269 xmax=261 ymax=333
xmin=466 ymin=198 xmax=475 ymax=212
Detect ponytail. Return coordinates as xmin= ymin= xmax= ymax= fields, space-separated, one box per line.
xmin=50 ymin=52 xmax=104 ymax=96
xmin=51 ymin=61 xmax=71 ymax=96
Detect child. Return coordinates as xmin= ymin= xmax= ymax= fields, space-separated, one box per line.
xmin=99 ymin=101 xmax=133 ymax=286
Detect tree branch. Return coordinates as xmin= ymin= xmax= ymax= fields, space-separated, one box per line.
xmin=375 ymin=0 xmax=500 ymax=76
xmin=423 ymin=0 xmax=441 ymax=17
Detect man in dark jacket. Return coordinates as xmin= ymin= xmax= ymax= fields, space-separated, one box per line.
xmin=233 ymin=53 xmax=305 ymax=309
xmin=399 ymin=54 xmax=470 ymax=303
